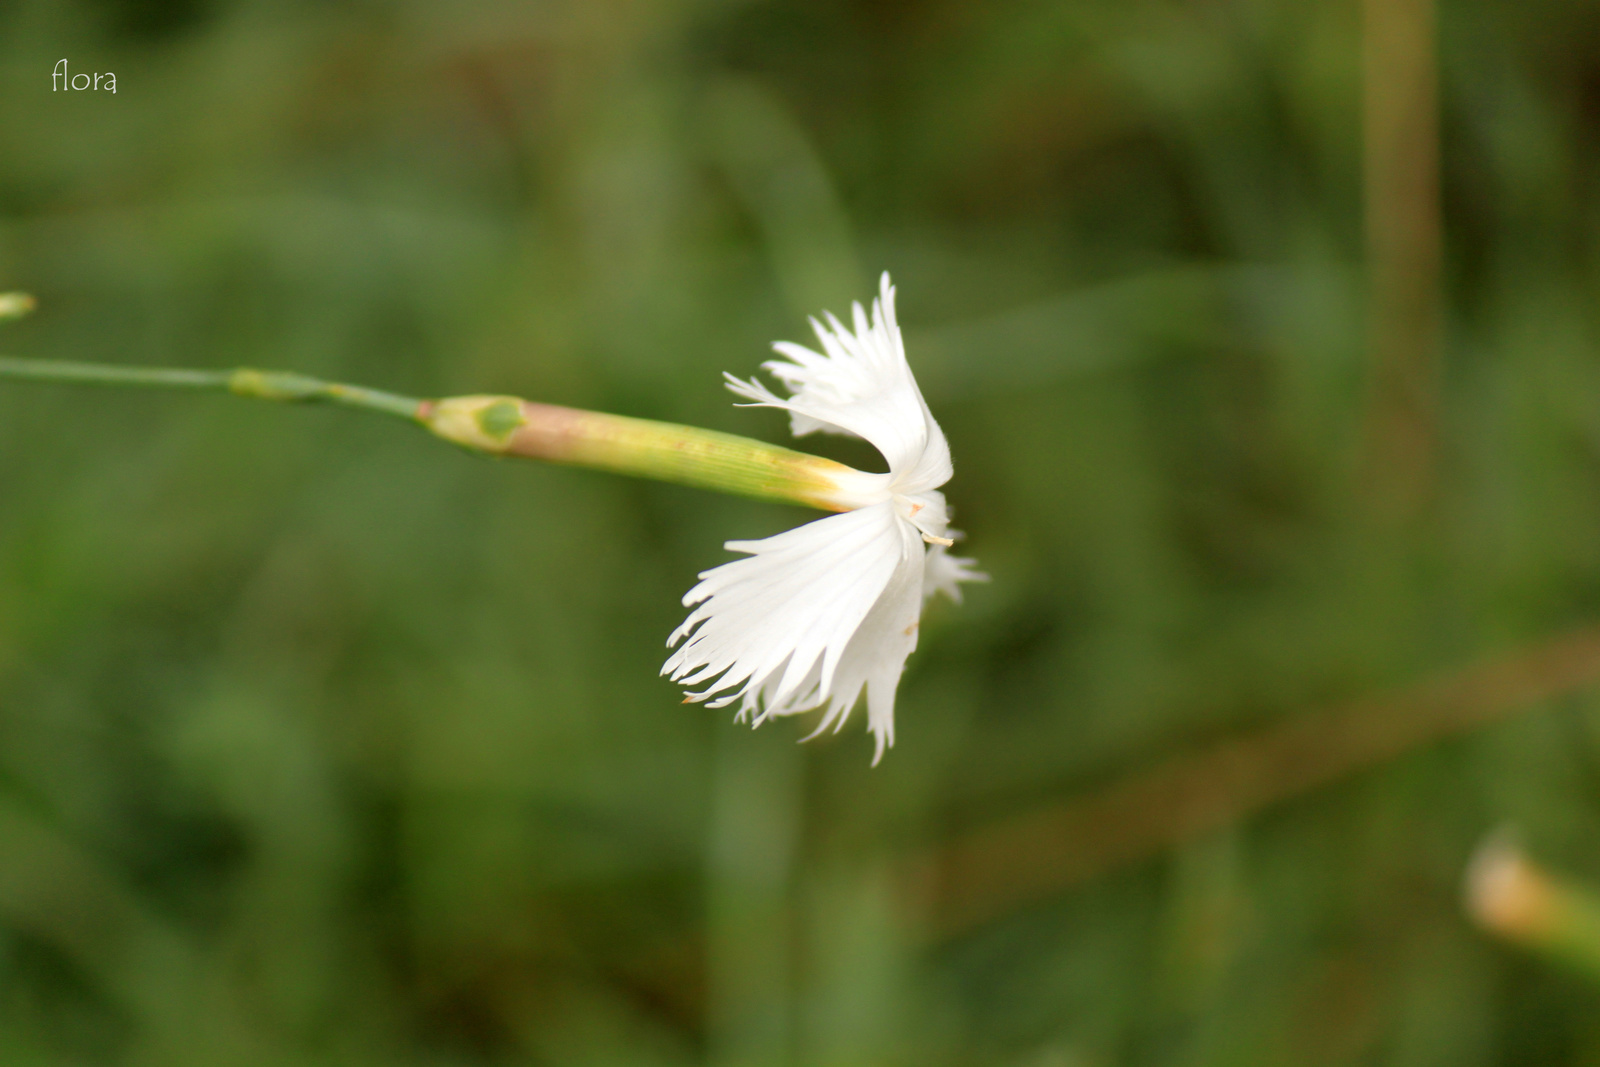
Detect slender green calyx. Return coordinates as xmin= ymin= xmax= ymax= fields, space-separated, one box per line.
xmin=420 ymin=395 xmax=864 ymax=511
xmin=0 ymin=348 xmax=868 ymax=512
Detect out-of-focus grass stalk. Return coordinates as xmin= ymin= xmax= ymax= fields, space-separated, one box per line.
xmin=918 ymin=623 xmax=1600 ymax=936
xmin=702 ymin=77 xmax=865 ymax=318
xmin=0 ymin=356 xmax=865 ymax=511
xmin=1361 ymin=0 xmax=1442 ymax=512
xmin=1466 ymin=837 xmax=1600 ymax=983
xmin=706 ymin=729 xmax=803 ymax=1067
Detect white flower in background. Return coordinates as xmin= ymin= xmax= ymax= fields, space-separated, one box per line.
xmin=663 ymin=273 xmax=984 ymax=763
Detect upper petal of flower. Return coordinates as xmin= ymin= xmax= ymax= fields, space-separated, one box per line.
xmin=725 ymin=273 xmax=953 ymax=495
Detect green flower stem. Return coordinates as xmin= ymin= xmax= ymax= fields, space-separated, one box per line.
xmin=0 ymin=358 xmax=424 ymax=420
xmin=0 ymin=357 xmax=860 ymax=511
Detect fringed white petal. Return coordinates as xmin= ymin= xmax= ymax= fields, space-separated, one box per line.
xmin=923 ymin=542 xmax=988 ymax=604
xmin=801 ymin=527 xmax=926 ymax=764
xmin=663 ymin=502 xmax=911 ymax=724
xmin=724 ymin=272 xmax=953 ymax=494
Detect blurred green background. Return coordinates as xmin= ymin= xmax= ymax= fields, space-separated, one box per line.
xmin=5 ymin=0 xmax=1600 ymax=1063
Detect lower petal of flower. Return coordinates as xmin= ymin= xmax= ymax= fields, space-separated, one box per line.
xmin=800 ymin=530 xmax=926 ymax=764
xmin=663 ymin=502 xmax=910 ymax=727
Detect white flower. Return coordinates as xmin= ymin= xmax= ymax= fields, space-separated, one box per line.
xmin=662 ymin=273 xmax=984 ymax=763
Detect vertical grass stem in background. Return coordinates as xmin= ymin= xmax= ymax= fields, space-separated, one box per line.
xmin=706 ymin=730 xmax=804 ymax=1067
xmin=1361 ymin=0 xmax=1443 ymax=512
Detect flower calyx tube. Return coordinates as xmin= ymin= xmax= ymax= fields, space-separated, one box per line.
xmin=418 ymin=394 xmax=883 ymax=512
